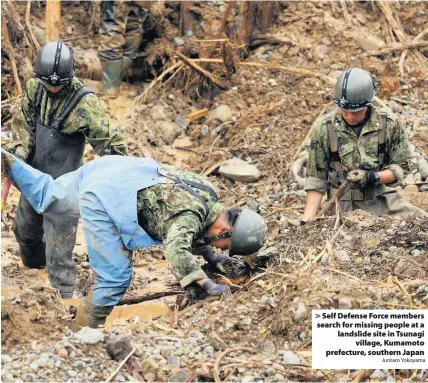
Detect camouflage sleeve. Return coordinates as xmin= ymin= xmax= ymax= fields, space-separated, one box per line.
xmin=304 ymin=121 xmax=329 ymax=194
xmin=6 ymin=80 xmax=38 ymax=160
xmin=163 ymin=212 xmax=208 ymax=288
xmin=73 ymin=94 xmax=128 ymax=156
xmin=192 ymin=245 xmax=217 ymax=259
xmin=384 ymin=117 xmax=409 ymax=182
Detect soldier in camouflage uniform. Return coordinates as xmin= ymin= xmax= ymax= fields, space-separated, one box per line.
xmin=5 ymin=41 xmax=127 ymax=298
xmin=301 ymin=68 xmax=426 ymax=223
xmin=97 ymin=1 xmax=147 ymax=98
xmin=1 ymin=150 xmax=267 ymax=327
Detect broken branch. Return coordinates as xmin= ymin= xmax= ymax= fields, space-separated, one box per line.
xmin=365 ymin=41 xmax=428 ymax=56
xmin=25 ymin=0 xmax=40 ymax=51
xmin=105 ymin=348 xmax=136 ymax=383
xmin=213 ymin=347 xmax=252 ymax=383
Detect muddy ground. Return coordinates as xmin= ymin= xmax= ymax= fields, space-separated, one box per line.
xmin=1 ymin=1 xmax=428 ymax=382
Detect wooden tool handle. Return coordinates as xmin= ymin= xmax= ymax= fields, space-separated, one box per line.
xmin=316 ymin=180 xmax=350 ymax=218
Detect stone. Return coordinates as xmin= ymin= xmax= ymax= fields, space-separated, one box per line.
xmin=243 ymin=71 xmax=253 ymax=80
xmin=283 ymin=350 xmax=301 ymax=364
xmin=293 ymin=304 xmax=307 ymax=323
xmin=73 ymin=327 xmax=104 ymax=345
xmin=404 ymin=173 xmax=416 ymax=185
xmin=418 ymin=159 xmax=428 ymax=179
xmin=156 ymin=121 xmax=182 ymax=145
xmin=73 ymin=361 xmax=86 ymax=371
xmin=334 ymin=249 xmax=350 ymax=263
xmin=169 ymin=369 xmax=192 ymax=382
xmin=242 ymin=317 xmax=252 ymax=326
xmin=67 ymin=370 xmax=77 ymax=378
xmin=150 ymin=104 xmax=167 ymax=121
xmin=314 ymin=44 xmax=329 ymax=59
xmin=81 ymin=262 xmax=90 ymax=269
xmin=371 ymin=369 xmax=386 ymax=380
xmin=219 ymin=158 xmax=261 ymax=182
xmin=411 ymin=249 xmax=421 ymax=257
xmin=352 ymin=33 xmax=386 ymax=52
xmin=338 ymin=297 xmax=353 ymax=309
xmin=420 ymin=185 xmax=428 ymax=192
xmin=172 ymin=136 xmax=193 ymax=149
xmin=201 ymin=125 xmax=209 ymax=136
xmin=58 ymin=348 xmax=68 ymax=359
xmin=174 ymin=37 xmax=185 ymax=46
xmin=212 ymin=105 xmax=232 ymax=123
xmin=414 ymin=173 xmax=422 ymax=183
xmin=1 ymin=355 xmax=12 ymax=364
xmin=142 ymin=359 xmax=159 ymax=370
xmin=268 ymin=79 xmax=277 ymax=87
xmin=166 ymin=356 xmax=180 ymax=369
xmin=210 ymin=332 xmax=227 ymax=351
xmin=143 ymin=372 xmax=156 ymax=382
xmin=263 ymin=341 xmax=276 ymax=354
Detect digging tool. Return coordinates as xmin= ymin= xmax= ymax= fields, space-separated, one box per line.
xmin=316 ymin=180 xmax=351 ymax=218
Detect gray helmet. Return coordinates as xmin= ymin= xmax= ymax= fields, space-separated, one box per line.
xmin=33 ymin=41 xmax=75 ymax=86
xmin=229 ymin=209 xmax=267 ymax=256
xmin=333 ymin=68 xmax=375 ymax=111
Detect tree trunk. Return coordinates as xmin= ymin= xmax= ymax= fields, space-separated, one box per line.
xmin=45 ymin=0 xmax=61 ymax=42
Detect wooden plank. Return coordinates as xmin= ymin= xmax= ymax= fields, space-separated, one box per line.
xmin=45 ymin=0 xmax=61 ymax=42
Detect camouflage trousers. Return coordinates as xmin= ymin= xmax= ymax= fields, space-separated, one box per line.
xmin=98 ymin=0 xmax=146 ymax=62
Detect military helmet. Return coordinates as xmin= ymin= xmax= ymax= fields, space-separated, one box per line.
xmin=229 ymin=209 xmax=267 ymax=256
xmin=333 ymin=68 xmax=375 ymax=111
xmin=33 ymin=41 xmax=75 ymax=86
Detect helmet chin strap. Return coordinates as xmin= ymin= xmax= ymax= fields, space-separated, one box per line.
xmin=204 ymin=231 xmax=232 ymax=244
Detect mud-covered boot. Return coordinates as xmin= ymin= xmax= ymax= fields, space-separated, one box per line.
xmin=17 ymin=240 xmax=46 ymax=269
xmin=97 ymin=60 xmax=123 ymax=99
xmin=121 ymin=56 xmax=133 ymax=80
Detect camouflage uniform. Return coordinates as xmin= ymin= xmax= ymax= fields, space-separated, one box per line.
xmin=98 ymin=1 xmax=147 ymax=62
xmin=6 ymin=77 xmax=127 ymax=298
xmin=7 ymin=77 xmax=127 ymax=159
xmin=305 ymin=106 xmax=425 ymax=216
xmin=137 ymin=165 xmax=224 ymax=288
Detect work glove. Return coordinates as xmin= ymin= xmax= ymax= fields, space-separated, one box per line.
xmin=201 ymin=280 xmax=232 ymax=297
xmin=346 ymin=169 xmax=379 ymax=188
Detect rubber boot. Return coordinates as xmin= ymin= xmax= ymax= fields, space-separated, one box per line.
xmin=97 ymin=60 xmax=123 ymax=99
xmin=121 ymin=56 xmax=133 ymax=80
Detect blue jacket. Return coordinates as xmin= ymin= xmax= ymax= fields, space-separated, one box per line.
xmin=3 ymin=149 xmax=163 ymax=250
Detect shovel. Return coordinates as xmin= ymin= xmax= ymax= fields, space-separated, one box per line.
xmin=316 ymin=180 xmax=351 ymax=218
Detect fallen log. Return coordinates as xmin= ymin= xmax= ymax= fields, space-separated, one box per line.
xmin=117 ymin=291 xmax=187 ymax=306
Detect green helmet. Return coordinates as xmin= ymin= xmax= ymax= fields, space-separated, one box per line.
xmin=229 ymin=209 xmax=267 ymax=256
xmin=33 ymin=41 xmax=75 ymax=87
xmin=333 ymin=68 xmax=375 ymax=111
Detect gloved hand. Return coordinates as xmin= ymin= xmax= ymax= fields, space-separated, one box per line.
xmin=203 ymin=252 xmax=241 ymax=273
xmin=201 ymin=280 xmax=231 ymax=297
xmin=346 ymin=169 xmax=379 ymax=188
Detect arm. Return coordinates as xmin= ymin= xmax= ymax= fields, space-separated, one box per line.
xmin=6 ymin=81 xmax=38 ymax=160
xmin=302 ymin=124 xmax=329 ymax=221
xmin=164 ymin=212 xmax=209 ymax=288
xmin=74 ymin=94 xmax=128 ymax=156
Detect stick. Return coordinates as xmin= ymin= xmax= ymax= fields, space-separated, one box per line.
xmin=213 ymin=347 xmax=251 ymax=383
xmin=117 ymin=291 xmax=187 ymax=306
xmin=176 ymin=51 xmax=229 ymax=89
xmin=184 ymin=108 xmax=209 ymax=123
xmin=105 ymin=348 xmax=136 ymax=383
xmin=340 ymin=0 xmax=351 ymax=26
xmin=399 ymin=28 xmax=428 ymax=77
xmin=216 ymin=1 xmax=235 ymax=37
xmin=291 ymin=103 xmax=331 ymax=163
xmin=1 ymin=15 xmax=22 ymax=96
xmin=25 ymin=0 xmax=40 ymax=50
xmin=365 ymin=41 xmax=428 ymax=56
xmin=316 ymin=180 xmax=351 ymax=218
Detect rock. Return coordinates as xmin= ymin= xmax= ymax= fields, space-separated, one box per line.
xmin=201 ymin=125 xmax=209 ymax=136
xmin=237 ymin=367 xmax=247 ymax=373
xmin=386 ymin=375 xmax=395 ymax=383
xmin=352 ymin=33 xmax=386 ymax=52
xmin=411 ymin=249 xmax=421 ymax=257
xmin=283 ymin=350 xmax=301 ymax=364
xmin=293 ymin=304 xmax=307 ymax=323
xmin=338 ymin=297 xmax=353 ymax=309
xmin=169 ymin=369 xmax=192 ymax=382
xmin=106 ymin=334 xmax=133 ymax=361
xmin=212 ymin=105 xmax=232 ymax=123
xmin=142 ymin=359 xmax=159 ymax=370
xmin=268 ymin=79 xmax=277 ymax=87
xmin=166 ymin=356 xmax=180 ymax=369
xmin=414 ymin=173 xmax=422 ymax=183
xmin=243 ymin=71 xmax=253 ymax=80
xmin=150 ymin=104 xmax=167 ymax=121
xmin=420 ymin=185 xmax=428 ymax=192
xmin=174 ymin=37 xmax=185 ymax=46
xmin=172 ymin=136 xmax=193 ymax=149
xmin=73 ymin=361 xmax=86 ymax=371
xmin=247 ymin=200 xmax=259 ymax=212
xmin=403 ymin=184 xmax=419 ymax=193
xmin=371 ymin=369 xmax=386 ymax=380
xmin=210 ymin=332 xmax=227 ymax=351
xmin=156 ymin=121 xmax=182 ymax=145
xmin=265 ymin=367 xmax=276 ymax=376
xmin=416 ymin=285 xmax=428 ymax=297
xmin=242 ymin=317 xmax=252 ymax=326
xmin=314 ymin=44 xmax=329 ymax=59
xmin=143 ymin=372 xmax=156 ymax=382
xmin=67 ymin=370 xmax=77 ymax=378
xmin=81 ymin=262 xmax=90 ymax=269
xmin=58 ymin=348 xmax=68 ymax=359
xmin=219 ymin=158 xmax=261 ymax=182
xmin=334 ymin=249 xmax=350 ymax=263
xmin=418 ymin=159 xmax=428 ymax=179
xmin=262 ymin=341 xmax=276 ymax=354
xmin=73 ymin=327 xmax=104 ymax=345
xmin=404 ymin=173 xmax=416 ymax=185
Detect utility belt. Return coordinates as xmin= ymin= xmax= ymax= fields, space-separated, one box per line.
xmin=328 ymin=184 xmax=385 ymax=201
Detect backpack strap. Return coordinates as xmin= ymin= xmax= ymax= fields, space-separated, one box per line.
xmin=50 ymin=85 xmax=94 ymax=131
xmin=378 ymin=110 xmax=387 ymax=170
xmin=34 ymin=82 xmax=44 ymax=120
xmin=327 ymin=117 xmax=346 ymax=183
